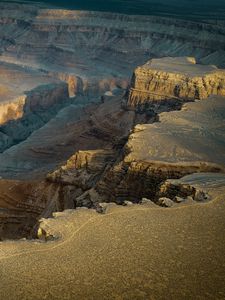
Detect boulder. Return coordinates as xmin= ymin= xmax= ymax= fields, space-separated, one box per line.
xmin=158 ymin=197 xmax=174 ymax=208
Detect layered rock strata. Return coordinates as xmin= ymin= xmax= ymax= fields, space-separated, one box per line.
xmin=127 ymin=57 xmax=225 ymax=111
xmin=0 ymin=180 xmax=57 ymax=240
xmin=42 ymin=95 xmax=225 ymax=211
xmin=0 ymin=62 xmax=63 ymax=124
xmin=0 ymin=2 xmax=225 ymax=100
xmin=96 ymin=95 xmax=225 ymax=203
xmin=1 ymin=58 xmax=225 ymax=238
xmin=0 ymin=94 xmax=134 ymax=179
xmin=0 ymin=95 xmax=135 ymax=238
xmin=0 ymin=81 xmax=69 ymax=152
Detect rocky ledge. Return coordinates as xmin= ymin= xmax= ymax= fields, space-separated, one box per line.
xmin=96 ymin=95 xmax=225 ymax=203
xmin=126 ymin=57 xmax=225 ymax=111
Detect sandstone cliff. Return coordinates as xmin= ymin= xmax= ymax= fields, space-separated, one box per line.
xmin=0 ymin=62 xmax=65 ymax=124
xmin=0 ymin=81 xmax=69 ymax=152
xmin=96 ymin=95 xmax=225 ymax=203
xmin=126 ymin=57 xmax=225 ymax=111
xmin=40 ymin=94 xmax=225 ymax=211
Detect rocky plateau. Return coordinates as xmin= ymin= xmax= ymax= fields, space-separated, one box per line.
xmin=127 ymin=56 xmax=225 ymax=111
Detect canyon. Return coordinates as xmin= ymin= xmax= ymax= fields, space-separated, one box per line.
xmin=0 ymin=1 xmax=225 ymax=299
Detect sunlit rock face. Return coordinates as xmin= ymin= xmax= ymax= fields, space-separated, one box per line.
xmin=96 ymin=95 xmax=225 ymax=203
xmin=125 ymin=95 xmax=225 ymax=168
xmin=0 ymin=62 xmax=65 ymax=124
xmin=126 ymin=57 xmax=225 ymax=111
xmin=0 ymin=94 xmax=134 ymax=179
xmin=0 ymin=62 xmax=69 ymax=152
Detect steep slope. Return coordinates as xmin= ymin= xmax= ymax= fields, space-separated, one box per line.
xmin=0 ymin=180 xmax=57 ymax=240
xmin=0 ymin=62 xmax=69 ymax=152
xmin=96 ymin=95 xmax=225 ymax=203
xmin=0 ymin=62 xmax=64 ymax=124
xmin=0 ymin=94 xmax=134 ymax=179
xmin=0 ymin=95 xmax=135 ymax=238
xmin=0 ymin=2 xmax=224 ymax=180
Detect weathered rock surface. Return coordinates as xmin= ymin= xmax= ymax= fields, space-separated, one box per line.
xmin=0 ymin=4 xmax=224 ymax=297
xmin=126 ymin=57 xmax=225 ymax=111
xmin=0 ymin=68 xmax=69 ymax=152
xmin=157 ymin=197 xmax=174 ymax=207
xmin=0 ymin=95 xmax=134 ymax=179
xmin=0 ymin=2 xmax=224 ymax=181
xmin=47 ymin=149 xmax=116 ymax=189
xmin=0 ymin=95 xmax=135 ymax=238
xmin=1 ymin=57 xmax=225 ymax=236
xmin=0 ymin=179 xmax=57 ymax=240
xmin=0 ymin=62 xmax=63 ymax=124
xmin=125 ymin=95 xmax=225 ymax=167
xmin=96 ymin=95 xmax=225 ymax=203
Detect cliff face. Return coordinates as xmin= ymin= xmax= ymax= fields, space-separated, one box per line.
xmin=95 ymin=95 xmax=225 ymax=203
xmin=0 ymin=4 xmax=225 ymax=296
xmin=0 ymin=94 xmax=136 ymax=238
xmin=42 ymin=95 xmax=225 ymax=210
xmin=0 ymin=3 xmax=225 ymax=174
xmin=0 ymin=93 xmax=135 ymax=179
xmin=0 ymin=81 xmax=69 ymax=152
xmin=0 ymin=179 xmax=52 ymax=240
xmin=126 ymin=57 xmax=225 ymax=111
xmin=0 ymin=62 xmax=65 ymax=124
xmin=0 ymin=96 xmax=25 ymax=124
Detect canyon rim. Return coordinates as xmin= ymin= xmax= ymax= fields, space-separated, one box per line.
xmin=0 ymin=1 xmax=225 ymax=299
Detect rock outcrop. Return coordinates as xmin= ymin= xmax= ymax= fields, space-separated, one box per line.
xmin=0 ymin=62 xmax=63 ymax=124
xmin=0 ymin=180 xmax=56 ymax=240
xmin=0 ymin=94 xmax=134 ymax=179
xmin=48 ymin=149 xmax=116 ymax=190
xmin=0 ymin=78 xmax=69 ymax=152
xmin=126 ymin=57 xmax=225 ymax=111
xmin=96 ymin=95 xmax=225 ymax=203
xmin=1 ymin=57 xmax=225 ymax=237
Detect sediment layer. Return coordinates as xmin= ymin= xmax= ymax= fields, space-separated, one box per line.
xmin=126 ymin=57 xmax=225 ymax=111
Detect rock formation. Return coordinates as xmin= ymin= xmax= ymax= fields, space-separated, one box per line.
xmin=96 ymin=95 xmax=225 ymax=203
xmin=0 ymin=180 xmax=54 ymax=240
xmin=0 ymin=94 xmax=134 ymax=179
xmin=0 ymin=66 xmax=69 ymax=152
xmin=126 ymin=57 xmax=225 ymax=111
xmin=0 ymin=2 xmax=225 ymax=298
xmin=0 ymin=62 xmax=63 ymax=124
